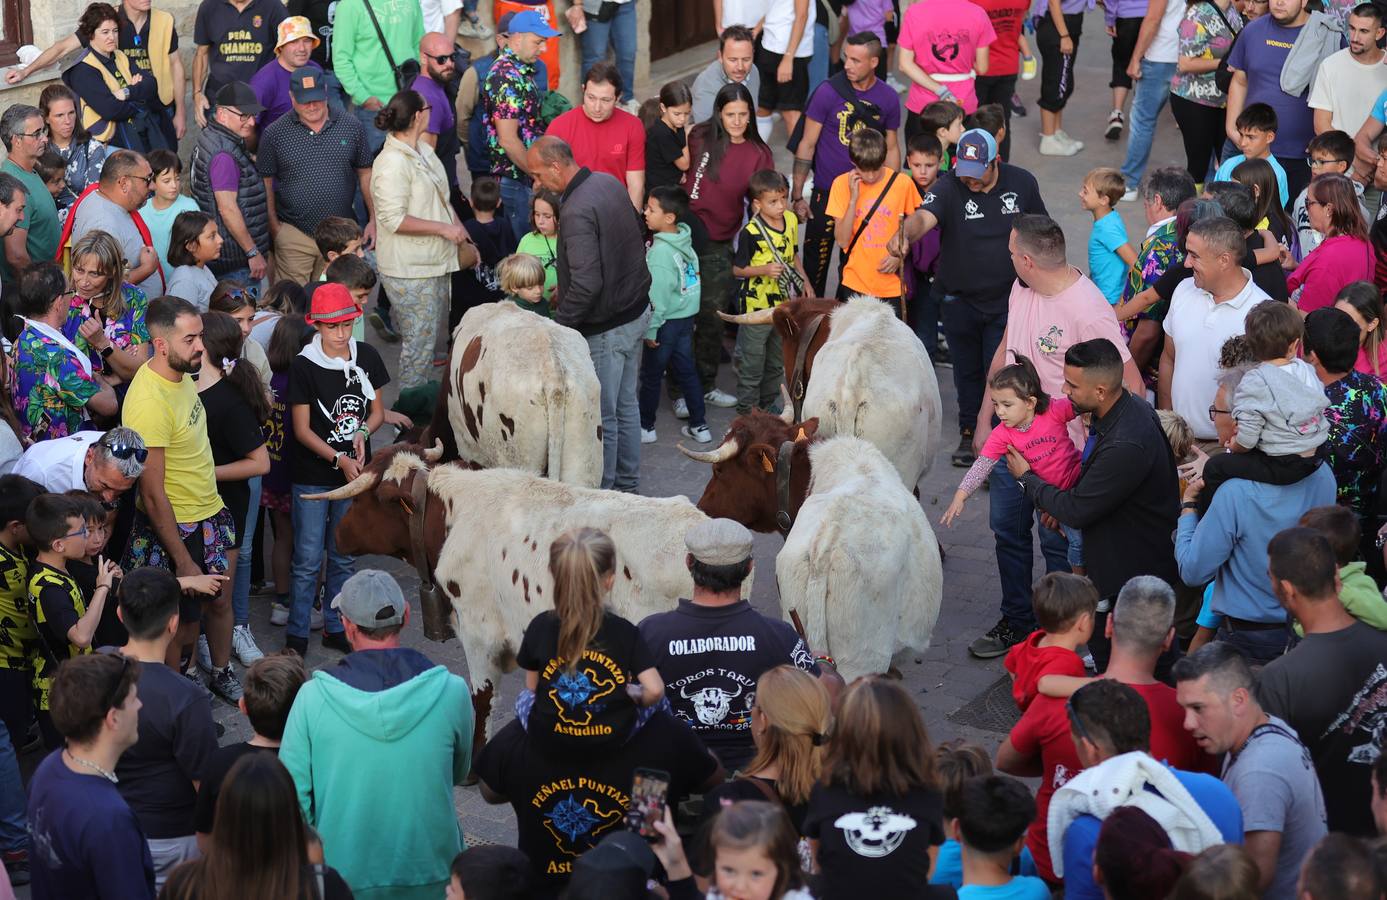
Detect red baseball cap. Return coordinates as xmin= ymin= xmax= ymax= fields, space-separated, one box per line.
xmin=305 ymin=283 xmax=362 ymax=325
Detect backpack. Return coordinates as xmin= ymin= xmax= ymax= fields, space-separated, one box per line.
xmin=786 ymin=72 xmax=885 ymax=153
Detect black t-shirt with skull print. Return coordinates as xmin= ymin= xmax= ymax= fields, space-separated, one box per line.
xmin=802 ymin=781 xmax=946 ymax=900
xmin=638 ymin=599 xmax=820 ymax=772
xmin=287 ymin=342 xmax=389 ymax=487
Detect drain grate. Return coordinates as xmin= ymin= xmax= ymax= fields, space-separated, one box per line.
xmin=947 ymin=675 xmax=1022 ymax=734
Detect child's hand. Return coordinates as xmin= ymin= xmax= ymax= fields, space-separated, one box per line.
xmin=941 ymin=495 xmax=966 ymax=526
xmin=764 ymin=262 xmax=785 ymax=278
xmin=849 ymin=172 xmax=862 ymax=196
xmin=383 ymin=409 xmax=413 ymax=430
xmin=95 ymin=556 xmax=120 ymax=591
xmin=181 ymin=573 xmax=228 ymax=596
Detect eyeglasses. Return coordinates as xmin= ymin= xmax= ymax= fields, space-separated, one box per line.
xmin=225 ymin=108 xmax=255 ymax=123
xmin=1306 ymin=158 xmax=1348 ymax=168
xmin=62 ymin=523 xmax=89 ymax=541
xmin=100 ymin=433 xmax=148 ymax=463
xmin=103 ymin=655 xmax=133 ymax=712
xmin=1208 ymin=404 xmax=1231 ymax=422
xmin=17 ymin=126 xmax=48 ymax=140
xmin=427 ymin=53 xmax=453 ymax=64
xmin=420 ymin=105 xmax=432 ymax=114
xmin=126 ymin=172 xmax=154 ymax=187
xmin=1066 ymin=698 xmax=1095 ymax=746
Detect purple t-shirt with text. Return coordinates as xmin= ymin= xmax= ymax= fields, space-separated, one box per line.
xmin=411 ymin=73 xmax=456 ymax=139
xmin=805 ymin=76 xmax=903 ymax=187
xmin=1225 ymin=16 xmax=1320 ymax=157
xmin=250 ymin=60 xmax=322 ymax=130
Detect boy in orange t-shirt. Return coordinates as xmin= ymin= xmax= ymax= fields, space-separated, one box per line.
xmin=826 ymin=127 xmax=922 ymax=313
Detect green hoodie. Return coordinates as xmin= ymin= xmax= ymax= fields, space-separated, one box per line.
xmin=1292 ymin=562 xmax=1387 ymax=636
xmin=646 ymin=222 xmax=701 ymax=340
xmin=279 ymin=654 xmax=473 ymax=900
xmin=331 ymin=0 xmax=424 ymax=106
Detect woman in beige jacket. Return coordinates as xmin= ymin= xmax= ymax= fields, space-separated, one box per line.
xmin=370 ymin=91 xmax=472 ymax=389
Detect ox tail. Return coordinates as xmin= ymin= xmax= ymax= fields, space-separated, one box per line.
xmin=546 ymin=383 xmax=566 ymax=484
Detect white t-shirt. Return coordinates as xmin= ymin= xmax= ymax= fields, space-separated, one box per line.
xmin=12 ymin=431 xmax=102 ymax=493
xmin=1307 ymin=48 xmax=1387 ymax=134
xmin=1163 ymin=272 xmax=1267 ymax=439
xmin=761 ymin=0 xmax=816 ymax=57
xmin=720 ymin=0 xmax=770 ymax=28
xmin=420 ymin=0 xmax=463 ymax=34
xmin=1146 ymin=0 xmax=1192 ymax=64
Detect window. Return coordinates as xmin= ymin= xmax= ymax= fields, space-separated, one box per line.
xmin=0 ymin=0 xmax=33 ymax=69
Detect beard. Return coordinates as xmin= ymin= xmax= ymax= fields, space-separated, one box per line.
xmin=168 ymin=349 xmax=202 ymax=374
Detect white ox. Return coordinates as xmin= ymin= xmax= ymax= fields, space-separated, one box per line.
xmin=446 ymin=302 xmax=603 ymax=486
xmin=776 ymin=436 xmax=942 ymax=682
xmin=722 ymin=295 xmax=942 ymax=490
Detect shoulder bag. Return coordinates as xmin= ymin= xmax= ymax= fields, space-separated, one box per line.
xmin=359 ymin=0 xmax=421 ymax=95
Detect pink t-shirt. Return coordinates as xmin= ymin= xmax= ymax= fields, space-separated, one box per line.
xmin=1288 ymin=234 xmax=1376 ymax=314
xmin=980 ymin=396 xmax=1082 ymax=489
xmin=1004 ymin=272 xmax=1133 ymax=448
xmin=898 ymin=0 xmax=997 ymax=114
xmin=1356 ymin=340 xmax=1387 ymax=377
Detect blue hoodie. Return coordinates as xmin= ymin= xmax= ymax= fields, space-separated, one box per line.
xmin=279 ymin=648 xmax=474 ymax=900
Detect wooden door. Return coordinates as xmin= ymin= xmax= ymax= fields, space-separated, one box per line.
xmin=649 ymin=0 xmax=717 ymax=61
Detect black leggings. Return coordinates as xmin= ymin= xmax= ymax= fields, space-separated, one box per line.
xmin=1169 ymin=94 xmax=1226 ymax=184
xmin=1036 ymin=12 xmax=1084 ymax=113
xmin=975 ymin=74 xmax=1018 ymax=161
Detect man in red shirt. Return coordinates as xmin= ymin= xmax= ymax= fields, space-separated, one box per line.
xmin=996 ymin=574 xmax=1211 ymax=885
xmin=546 ymin=61 xmax=645 ymax=208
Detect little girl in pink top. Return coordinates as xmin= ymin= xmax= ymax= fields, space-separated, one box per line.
xmin=942 ymin=354 xmax=1084 ymax=570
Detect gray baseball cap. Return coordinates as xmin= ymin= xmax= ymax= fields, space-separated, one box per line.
xmin=330 ymin=570 xmax=407 ymax=627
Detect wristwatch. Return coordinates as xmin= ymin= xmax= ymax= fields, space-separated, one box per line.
xmin=1181 ymin=501 xmax=1200 ymax=511
xmin=244 ymin=246 xmax=260 ymax=259
xmin=100 ymin=346 xmax=114 ymax=359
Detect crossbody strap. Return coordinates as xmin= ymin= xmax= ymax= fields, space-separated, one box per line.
xmin=359 ymin=0 xmax=401 ymax=80
xmin=846 ymin=171 xmax=899 ymax=260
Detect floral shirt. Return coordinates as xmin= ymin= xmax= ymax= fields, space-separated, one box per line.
xmin=60 ymin=285 xmax=151 ymax=373
xmin=1325 ymin=370 xmax=1387 ymax=516
xmin=10 ymin=325 xmax=100 ymax=442
xmin=1124 ymin=218 xmax=1181 ymax=321
xmin=1170 ymin=1 xmax=1242 ymax=107
xmin=482 ymin=48 xmax=544 ymax=181
xmin=52 ymin=138 xmax=109 ymax=215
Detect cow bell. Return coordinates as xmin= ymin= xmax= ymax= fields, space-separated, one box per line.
xmin=418 ymin=582 xmax=456 ymax=641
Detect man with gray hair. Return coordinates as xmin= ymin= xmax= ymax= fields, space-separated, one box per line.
xmin=1159 ymin=216 xmax=1268 ymax=445
xmin=0 ymin=104 xmax=58 ymax=287
xmin=1126 ymin=167 xmax=1197 ymax=372
xmin=1174 ymin=642 xmax=1327 ymax=896
xmin=1175 ymin=352 xmax=1336 ymax=663
xmin=966 ymin=215 xmax=1141 ymax=659
xmin=12 ymin=428 xmax=146 ymax=503
xmin=68 ymin=149 xmax=165 ymax=299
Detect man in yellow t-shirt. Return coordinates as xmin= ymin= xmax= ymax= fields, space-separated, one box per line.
xmin=827 ymin=126 xmax=922 ymax=312
xmin=121 ymin=296 xmax=240 ymax=703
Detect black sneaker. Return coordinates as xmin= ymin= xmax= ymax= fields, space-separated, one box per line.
xmin=3 ymin=849 xmax=29 ymax=886
xmin=368 ymin=309 xmax=401 ymax=343
xmin=209 ymin=665 xmax=244 ymax=704
xmin=284 ymin=634 xmax=309 ymax=657
xmin=952 ymin=431 xmax=976 ymax=467
xmin=1008 ymin=93 xmax=1027 ymax=117
xmin=1105 ymin=109 xmax=1125 ymax=141
xmin=969 ymin=619 xmax=1026 ymax=659
xmin=321 ymin=630 xmax=352 ymax=654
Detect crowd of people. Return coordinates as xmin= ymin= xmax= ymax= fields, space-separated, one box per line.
xmin=0 ymin=0 xmax=1383 ymax=897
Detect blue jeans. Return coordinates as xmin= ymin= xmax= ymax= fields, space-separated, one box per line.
xmin=808 ymin=22 xmax=830 ymax=95
xmin=1216 ymin=621 xmax=1295 ymax=666
xmin=0 ymin=721 xmax=24 ymax=854
xmin=581 ymin=0 xmax=637 ymax=102
xmin=499 ymin=176 xmax=533 ymax=248
xmin=939 ymin=293 xmax=1007 ymax=435
xmin=640 ymin=315 xmax=706 ymax=430
xmin=1120 ymin=60 xmax=1177 ymax=189
xmin=587 ymin=307 xmax=652 ymax=491
xmin=990 ymin=465 xmax=1071 ymax=629
xmin=289 ymin=483 xmax=352 ymax=639
xmin=355 ymin=104 xmax=388 ymax=158
xmin=232 ymin=475 xmax=261 ymax=626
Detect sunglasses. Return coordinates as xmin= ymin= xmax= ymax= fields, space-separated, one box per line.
xmin=1066 ymin=698 xmax=1095 ymax=746
xmin=427 ymin=53 xmax=453 ymax=64
xmin=101 ymin=435 xmax=148 ymax=463
xmin=104 ymin=655 xmax=133 ymax=712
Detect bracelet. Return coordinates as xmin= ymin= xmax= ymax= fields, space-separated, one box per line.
xmin=815 ymin=654 xmax=837 ymax=669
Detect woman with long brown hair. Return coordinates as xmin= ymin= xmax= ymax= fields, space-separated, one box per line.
xmin=803 ymin=676 xmax=944 ymax=899
xmin=1287 ymin=174 xmax=1374 ymax=315
xmin=161 ymin=753 xmax=351 ymax=899
xmin=515 ymin=527 xmax=664 ymax=752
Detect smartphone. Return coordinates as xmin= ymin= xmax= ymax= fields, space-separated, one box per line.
xmin=627 ymin=768 xmax=671 ymax=840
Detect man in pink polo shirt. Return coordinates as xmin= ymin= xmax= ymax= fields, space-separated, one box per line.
xmin=546 ymin=60 xmax=645 ymax=208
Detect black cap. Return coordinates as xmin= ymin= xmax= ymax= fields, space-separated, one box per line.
xmin=214 ymin=81 xmax=266 ymax=116
xmin=565 ymin=832 xmax=656 ymax=900
xmin=453 ymin=845 xmax=533 ymax=900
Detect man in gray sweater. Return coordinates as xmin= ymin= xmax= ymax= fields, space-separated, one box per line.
xmin=528 ymin=135 xmax=652 ymax=492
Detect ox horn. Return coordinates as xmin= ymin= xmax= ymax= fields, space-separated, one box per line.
xmin=300 ymin=471 xmax=380 ymax=501
xmin=717 ymin=308 xmax=776 ymax=326
xmin=779 ymin=384 xmax=794 ymax=424
xmin=422 ymin=438 xmax=444 ymax=463
xmin=678 ymin=437 xmax=740 ymax=464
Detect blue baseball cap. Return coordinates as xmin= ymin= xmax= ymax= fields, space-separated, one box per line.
xmin=289 ymin=67 xmax=326 ymax=103
xmin=953 ymin=128 xmax=998 ymax=179
xmin=507 ymin=10 xmax=560 ymax=37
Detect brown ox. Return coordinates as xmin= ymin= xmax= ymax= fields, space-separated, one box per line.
xmin=719 ymin=299 xmax=837 ymax=421
xmin=682 ymin=411 xmax=820 ymax=534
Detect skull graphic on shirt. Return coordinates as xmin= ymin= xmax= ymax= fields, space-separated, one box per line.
xmin=319 ymin=393 xmax=366 ymax=444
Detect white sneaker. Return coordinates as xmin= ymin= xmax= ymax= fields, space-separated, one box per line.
xmin=310 ymin=602 xmax=324 ymax=632
xmin=196 ymin=634 xmax=213 ymax=673
xmin=641 ymin=428 xmax=658 ymax=444
xmin=681 ymin=424 xmax=713 ymax=444
xmin=232 ymin=624 xmax=265 ymax=666
xmin=1038 ymin=133 xmax=1080 ymax=157
xmin=458 ymin=14 xmax=493 ymax=39
xmin=270 ymin=602 xmax=289 ymax=626
xmin=621 ymin=98 xmax=642 ymax=115
xmin=704 ymin=388 xmax=737 ymax=408
xmin=1056 ymin=129 xmax=1085 ymax=152
xmin=672 ymin=398 xmax=690 ymax=419
xmin=886 ymin=74 xmax=909 ymax=93
xmin=1121 ymin=187 xmax=1139 ymax=203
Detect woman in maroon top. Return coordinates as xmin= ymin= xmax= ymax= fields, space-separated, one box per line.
xmin=681 ymin=82 xmax=775 ymax=403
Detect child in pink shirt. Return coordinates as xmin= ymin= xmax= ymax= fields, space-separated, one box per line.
xmin=942 ymin=354 xmax=1084 ymax=570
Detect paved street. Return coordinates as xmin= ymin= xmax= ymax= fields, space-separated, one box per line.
xmin=16 ymin=17 xmax=1189 ymax=863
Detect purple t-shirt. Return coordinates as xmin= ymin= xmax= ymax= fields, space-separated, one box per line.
xmin=250 ymin=59 xmax=322 ymax=130
xmin=846 ymin=0 xmax=894 ymax=42
xmin=804 ymin=76 xmax=903 ymax=187
xmin=411 ymin=73 xmax=456 ymax=139
xmin=1225 ymin=16 xmax=1319 ymax=157
xmin=209 ymin=153 xmax=240 ymax=193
